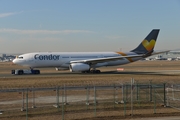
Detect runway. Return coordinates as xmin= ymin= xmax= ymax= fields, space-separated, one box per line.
xmin=133 ymin=117 xmax=180 ymax=120
xmin=1 ymin=61 xmax=180 ymax=119
xmin=1 ymin=69 xmax=180 ymax=78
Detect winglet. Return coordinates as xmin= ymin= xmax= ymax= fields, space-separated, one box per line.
xmin=131 ymin=29 xmax=160 ymax=54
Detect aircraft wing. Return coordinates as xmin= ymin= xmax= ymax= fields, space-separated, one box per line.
xmin=70 ymin=54 xmax=143 ymax=64
xmin=70 ymin=50 xmax=170 ymax=64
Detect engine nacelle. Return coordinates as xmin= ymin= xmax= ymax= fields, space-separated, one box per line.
xmin=69 ymin=63 xmax=90 ymax=72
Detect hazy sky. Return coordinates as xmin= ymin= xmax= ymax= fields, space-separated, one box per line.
xmin=0 ymin=0 xmax=180 ymax=53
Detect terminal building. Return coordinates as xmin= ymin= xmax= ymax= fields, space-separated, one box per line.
xmin=147 ymin=50 xmax=180 ymax=61
xmin=0 ymin=54 xmax=16 ymax=62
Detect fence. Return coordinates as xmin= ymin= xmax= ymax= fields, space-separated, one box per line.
xmin=0 ymin=80 xmax=167 ymax=120
xmin=166 ymin=83 xmax=180 ymax=109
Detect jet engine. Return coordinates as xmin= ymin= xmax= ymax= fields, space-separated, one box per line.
xmin=69 ymin=63 xmax=90 ymax=72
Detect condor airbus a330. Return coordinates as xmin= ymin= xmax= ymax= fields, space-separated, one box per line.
xmin=13 ymin=29 xmax=164 ymax=74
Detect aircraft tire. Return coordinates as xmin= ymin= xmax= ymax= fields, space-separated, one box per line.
xmin=11 ymin=70 xmax=15 ymax=74
xmin=90 ymin=70 xmax=101 ymax=74
xmin=96 ymin=70 xmax=101 ymax=73
xmin=81 ymin=70 xmax=90 ymax=73
xmin=18 ymin=70 xmax=24 ymax=75
xmin=34 ymin=70 xmax=40 ymax=74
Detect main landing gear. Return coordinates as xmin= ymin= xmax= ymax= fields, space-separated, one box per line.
xmin=81 ymin=69 xmax=101 ymax=74
xmin=90 ymin=70 xmax=101 ymax=73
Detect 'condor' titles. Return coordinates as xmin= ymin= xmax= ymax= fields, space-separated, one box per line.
xmin=34 ymin=54 xmax=60 ymax=60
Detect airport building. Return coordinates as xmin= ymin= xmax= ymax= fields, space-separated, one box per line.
xmin=147 ymin=50 xmax=180 ymax=61
xmin=0 ymin=54 xmax=16 ymax=62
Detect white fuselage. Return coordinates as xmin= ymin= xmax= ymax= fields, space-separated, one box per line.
xmin=12 ymin=29 xmax=161 ymax=73
xmin=13 ymin=52 xmax=142 ymax=69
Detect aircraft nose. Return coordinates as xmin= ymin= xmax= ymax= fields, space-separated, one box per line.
xmin=12 ymin=58 xmax=22 ymax=65
xmin=12 ymin=59 xmax=17 ymax=64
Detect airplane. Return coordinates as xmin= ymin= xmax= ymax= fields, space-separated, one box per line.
xmin=12 ymin=29 xmax=166 ymax=74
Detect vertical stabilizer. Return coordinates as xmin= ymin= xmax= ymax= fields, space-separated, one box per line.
xmin=131 ymin=29 xmax=160 ymax=54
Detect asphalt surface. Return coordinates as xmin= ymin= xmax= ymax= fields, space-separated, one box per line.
xmin=133 ymin=117 xmax=180 ymax=120
xmin=1 ymin=69 xmax=180 ymax=78
xmin=1 ymin=69 xmax=180 ymax=119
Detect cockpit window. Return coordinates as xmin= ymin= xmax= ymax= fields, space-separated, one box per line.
xmin=17 ymin=56 xmax=23 ymax=59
